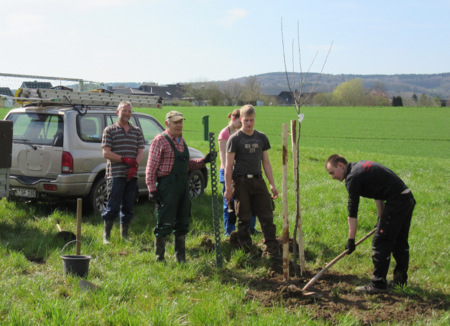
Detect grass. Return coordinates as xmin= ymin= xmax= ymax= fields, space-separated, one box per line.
xmin=1 ymin=105 xmax=449 ymax=325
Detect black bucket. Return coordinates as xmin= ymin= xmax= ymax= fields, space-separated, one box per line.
xmin=61 ymin=255 xmax=91 ymax=278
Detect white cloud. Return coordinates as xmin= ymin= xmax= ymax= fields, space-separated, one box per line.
xmin=0 ymin=12 xmax=46 ymax=37
xmin=221 ymin=9 xmax=247 ymax=27
xmin=75 ymin=0 xmax=133 ymax=9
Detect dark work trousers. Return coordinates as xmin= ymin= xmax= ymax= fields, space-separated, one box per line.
xmin=232 ymin=176 xmax=278 ymax=253
xmin=154 ymin=136 xmax=190 ymax=238
xmin=220 ymin=168 xmax=257 ymax=236
xmin=102 ymin=177 xmax=138 ymax=224
xmin=371 ymin=192 xmax=416 ymax=288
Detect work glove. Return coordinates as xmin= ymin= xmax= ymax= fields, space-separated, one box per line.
xmin=345 ymin=239 xmax=356 ymax=255
xmin=126 ymin=166 xmax=138 ymax=180
xmin=149 ymin=191 xmax=162 ymax=209
xmin=203 ymin=151 xmax=217 ymax=164
xmin=148 ymin=191 xmax=161 ymax=203
xmin=121 ymin=156 xmax=138 ymax=167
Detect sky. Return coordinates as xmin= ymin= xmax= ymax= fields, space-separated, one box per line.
xmin=1 ymin=0 xmax=449 ymax=85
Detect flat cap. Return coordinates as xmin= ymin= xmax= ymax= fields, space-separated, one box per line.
xmin=165 ymin=111 xmax=185 ymax=121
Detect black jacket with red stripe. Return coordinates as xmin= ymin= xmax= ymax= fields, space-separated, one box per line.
xmin=345 ymin=161 xmax=408 ymax=218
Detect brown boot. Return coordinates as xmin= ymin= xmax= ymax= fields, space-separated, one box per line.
xmin=155 ymin=236 xmax=166 ymax=262
xmin=175 ymin=235 xmax=186 ymax=263
xmin=103 ymin=220 xmax=114 ymax=245
xmin=120 ymin=223 xmax=130 ymax=240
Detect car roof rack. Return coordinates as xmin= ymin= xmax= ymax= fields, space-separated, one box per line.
xmin=13 ymin=88 xmax=163 ymax=109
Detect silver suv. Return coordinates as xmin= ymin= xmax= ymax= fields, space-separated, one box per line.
xmin=4 ymin=104 xmax=208 ymax=212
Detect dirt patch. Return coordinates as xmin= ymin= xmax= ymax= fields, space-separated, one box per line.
xmin=26 ymin=255 xmax=46 ymax=264
xmin=198 ymin=235 xmax=215 ymax=252
xmin=244 ymin=270 xmax=448 ymax=325
xmin=219 ymin=234 xmax=448 ymax=324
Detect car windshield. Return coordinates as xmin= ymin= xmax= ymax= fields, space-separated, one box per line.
xmin=7 ymin=112 xmax=64 ymax=146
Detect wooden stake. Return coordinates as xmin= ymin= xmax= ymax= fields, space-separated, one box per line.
xmin=282 ymin=123 xmax=289 ymax=281
xmin=291 ymin=120 xmax=306 ymax=274
xmin=76 ymin=198 xmax=82 ymax=256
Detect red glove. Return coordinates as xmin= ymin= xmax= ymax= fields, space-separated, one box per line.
xmin=121 ymin=156 xmax=137 ymax=167
xmin=126 ymin=166 xmax=138 ymax=180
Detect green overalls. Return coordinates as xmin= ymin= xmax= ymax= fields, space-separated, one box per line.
xmin=154 ymin=133 xmax=191 ymax=237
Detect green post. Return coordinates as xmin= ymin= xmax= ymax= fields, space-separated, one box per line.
xmin=203 ymin=115 xmax=223 ymax=268
xmin=202 ymin=115 xmax=209 ymax=141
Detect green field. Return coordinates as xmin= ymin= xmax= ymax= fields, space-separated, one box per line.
xmin=0 ymin=106 xmax=449 ymax=325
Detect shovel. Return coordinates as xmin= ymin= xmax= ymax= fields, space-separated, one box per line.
xmin=302 ymin=228 xmax=376 ymax=293
xmin=55 ymin=219 xmax=76 ymax=242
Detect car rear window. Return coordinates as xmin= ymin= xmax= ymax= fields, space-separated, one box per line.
xmin=7 ymin=112 xmax=64 ymax=147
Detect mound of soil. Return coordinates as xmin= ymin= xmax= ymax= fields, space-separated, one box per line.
xmin=219 ymin=234 xmax=448 ymax=324
xmin=244 ymin=270 xmax=447 ymax=325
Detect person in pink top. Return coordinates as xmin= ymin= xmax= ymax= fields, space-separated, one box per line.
xmin=218 ymin=109 xmax=258 ymax=236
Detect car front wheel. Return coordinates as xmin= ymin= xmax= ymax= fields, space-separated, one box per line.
xmin=188 ymin=170 xmax=205 ymax=199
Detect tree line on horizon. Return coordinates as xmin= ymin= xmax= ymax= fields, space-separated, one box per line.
xmin=178 ymin=77 xmax=445 ymax=107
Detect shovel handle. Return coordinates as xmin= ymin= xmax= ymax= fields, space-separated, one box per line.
xmin=302 ymin=228 xmax=376 ymax=292
xmin=76 ymin=198 xmax=82 ymax=255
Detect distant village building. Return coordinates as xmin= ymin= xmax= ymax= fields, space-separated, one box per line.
xmin=0 ymin=87 xmax=13 ymax=97
xmin=51 ymin=85 xmax=73 ymax=91
xmin=0 ymin=87 xmax=14 ymax=107
xmin=109 ymin=87 xmax=151 ymax=96
xmin=20 ymin=81 xmax=53 ymax=89
xmin=278 ymin=91 xmax=316 ymax=105
xmin=138 ymin=83 xmax=185 ymax=103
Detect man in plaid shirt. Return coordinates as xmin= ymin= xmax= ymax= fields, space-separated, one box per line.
xmin=146 ymin=111 xmax=214 ymax=263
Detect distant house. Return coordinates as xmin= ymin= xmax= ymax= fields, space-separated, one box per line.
xmin=0 ymin=87 xmax=14 ymax=107
xmin=138 ymin=83 xmax=185 ymax=103
xmin=0 ymin=87 xmax=13 ymax=97
xmin=51 ymin=85 xmax=73 ymax=91
xmin=278 ymin=91 xmax=316 ymax=105
xmin=20 ymin=81 xmax=53 ymax=89
xmin=113 ymin=87 xmax=154 ymax=96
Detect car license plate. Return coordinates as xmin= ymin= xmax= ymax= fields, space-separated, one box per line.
xmin=13 ymin=188 xmax=37 ymax=198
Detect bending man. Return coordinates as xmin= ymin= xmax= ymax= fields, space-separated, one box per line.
xmin=325 ymin=154 xmax=416 ymax=294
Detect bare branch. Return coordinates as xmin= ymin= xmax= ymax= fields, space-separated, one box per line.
xmin=283 ymin=19 xmax=333 ymax=111
xmin=300 ymin=41 xmax=334 ymax=106
xmin=281 ymin=18 xmax=295 ymax=102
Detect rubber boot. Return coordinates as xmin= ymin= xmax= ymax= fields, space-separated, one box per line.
xmin=155 ymin=236 xmax=166 ymax=262
xmin=120 ymin=223 xmax=130 ymax=240
xmin=103 ymin=220 xmax=114 ymax=245
xmin=175 ymin=235 xmax=186 ymax=263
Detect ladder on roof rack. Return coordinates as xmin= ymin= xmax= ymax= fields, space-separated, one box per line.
xmin=14 ymin=88 xmax=163 ymax=109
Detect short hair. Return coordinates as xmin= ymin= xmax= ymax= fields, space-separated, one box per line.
xmin=118 ymin=101 xmax=132 ymax=111
xmin=227 ymin=109 xmax=240 ymax=119
xmin=239 ymin=104 xmax=255 ymax=117
xmin=325 ymin=154 xmax=348 ymax=168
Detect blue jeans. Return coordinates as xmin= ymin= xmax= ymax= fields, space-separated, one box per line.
xmin=102 ymin=177 xmax=138 ymax=224
xmin=219 ymin=169 xmax=256 ymax=235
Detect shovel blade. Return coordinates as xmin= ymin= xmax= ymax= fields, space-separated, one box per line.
xmin=79 ymin=280 xmax=99 ymax=292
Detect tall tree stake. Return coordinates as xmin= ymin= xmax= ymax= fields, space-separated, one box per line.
xmin=282 ymin=123 xmax=289 ymax=281
xmin=291 ymin=120 xmax=306 ymax=274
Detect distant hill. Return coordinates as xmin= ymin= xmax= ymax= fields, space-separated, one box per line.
xmin=99 ymin=73 xmax=450 ymax=100
xmin=225 ymin=72 xmax=450 ymax=99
